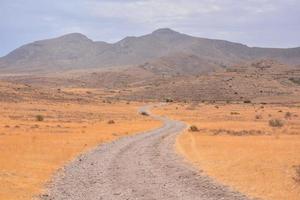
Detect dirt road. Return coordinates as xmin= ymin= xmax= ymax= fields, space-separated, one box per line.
xmin=41 ymin=106 xmax=250 ymax=200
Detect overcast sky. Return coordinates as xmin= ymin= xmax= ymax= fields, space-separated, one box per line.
xmin=1 ymin=0 xmax=300 ymax=56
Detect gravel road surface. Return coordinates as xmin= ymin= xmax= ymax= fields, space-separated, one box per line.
xmin=41 ymin=105 xmax=251 ymax=200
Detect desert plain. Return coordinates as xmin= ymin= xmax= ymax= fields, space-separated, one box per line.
xmin=0 ymin=82 xmax=161 ymax=200
xmin=155 ymin=103 xmax=300 ymax=200
xmin=0 ymin=28 xmax=300 ymax=200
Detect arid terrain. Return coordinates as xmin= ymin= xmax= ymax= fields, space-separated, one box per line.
xmin=0 ymin=28 xmax=300 ymax=200
xmin=0 ymin=81 xmax=161 ymax=200
xmin=155 ymin=103 xmax=300 ymax=200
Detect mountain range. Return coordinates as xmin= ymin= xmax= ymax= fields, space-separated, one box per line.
xmin=1 ymin=28 xmax=300 ymax=74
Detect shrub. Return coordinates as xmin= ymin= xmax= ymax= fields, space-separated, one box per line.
xmin=269 ymin=119 xmax=284 ymax=128
xmin=294 ymin=166 xmax=300 ymax=183
xmin=189 ymin=125 xmax=199 ymax=132
xmin=255 ymin=115 xmax=262 ymax=120
xmin=231 ymin=112 xmax=240 ymax=115
xmin=36 ymin=115 xmax=44 ymax=122
xmin=140 ymin=111 xmax=149 ymax=116
xmin=165 ymin=98 xmax=173 ymax=103
xmin=108 ymin=120 xmax=115 ymax=124
xmin=243 ymin=100 xmax=251 ymax=104
xmin=285 ymin=112 xmax=292 ymax=119
xmin=289 ymin=77 xmax=300 ymax=85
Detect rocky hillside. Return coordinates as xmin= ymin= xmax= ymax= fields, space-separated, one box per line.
xmin=1 ymin=28 xmax=300 ymax=74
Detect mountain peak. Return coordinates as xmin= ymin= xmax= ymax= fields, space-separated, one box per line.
xmin=58 ymin=33 xmax=91 ymax=41
xmin=152 ymin=28 xmax=179 ymax=35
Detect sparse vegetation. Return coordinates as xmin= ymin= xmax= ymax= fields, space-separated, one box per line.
xmin=285 ymin=112 xmax=292 ymax=119
xmin=269 ymin=119 xmax=284 ymax=128
xmin=0 ymin=93 xmax=161 ymax=200
xmin=231 ymin=112 xmax=240 ymax=115
xmin=36 ymin=115 xmax=44 ymax=122
xmin=108 ymin=120 xmax=115 ymax=124
xmin=294 ymin=165 xmax=300 ymax=183
xmin=140 ymin=111 xmax=149 ymax=116
xmin=173 ymin=103 xmax=300 ymax=200
xmin=255 ymin=114 xmax=262 ymax=120
xmin=165 ymin=98 xmax=173 ymax=103
xmin=212 ymin=129 xmax=264 ymax=136
xmin=289 ymin=77 xmax=300 ymax=85
xmin=189 ymin=125 xmax=199 ymax=132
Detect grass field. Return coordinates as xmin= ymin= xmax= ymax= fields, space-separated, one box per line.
xmin=156 ymin=103 xmax=300 ymax=200
xmin=0 ymin=98 xmax=161 ymax=200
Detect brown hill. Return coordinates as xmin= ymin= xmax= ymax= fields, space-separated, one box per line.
xmin=1 ymin=59 xmax=300 ymax=103
xmin=115 ymin=60 xmax=300 ymax=103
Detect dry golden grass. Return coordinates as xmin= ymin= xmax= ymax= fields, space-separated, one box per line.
xmin=155 ymin=103 xmax=300 ymax=200
xmin=0 ymin=99 xmax=161 ymax=200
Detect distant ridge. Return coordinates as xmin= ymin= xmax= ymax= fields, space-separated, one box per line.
xmin=0 ymin=28 xmax=300 ymax=74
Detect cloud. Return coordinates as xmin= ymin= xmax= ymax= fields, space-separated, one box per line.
xmin=84 ymin=0 xmax=283 ymax=26
xmin=87 ymin=0 xmax=222 ymax=24
xmin=0 ymin=0 xmax=299 ymax=56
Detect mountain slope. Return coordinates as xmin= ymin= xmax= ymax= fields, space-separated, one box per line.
xmin=0 ymin=28 xmax=300 ymax=74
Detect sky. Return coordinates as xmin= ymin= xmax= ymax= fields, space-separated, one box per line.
xmin=0 ymin=0 xmax=300 ymax=56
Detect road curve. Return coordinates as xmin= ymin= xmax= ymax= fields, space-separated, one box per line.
xmin=41 ymin=105 xmax=250 ymax=200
